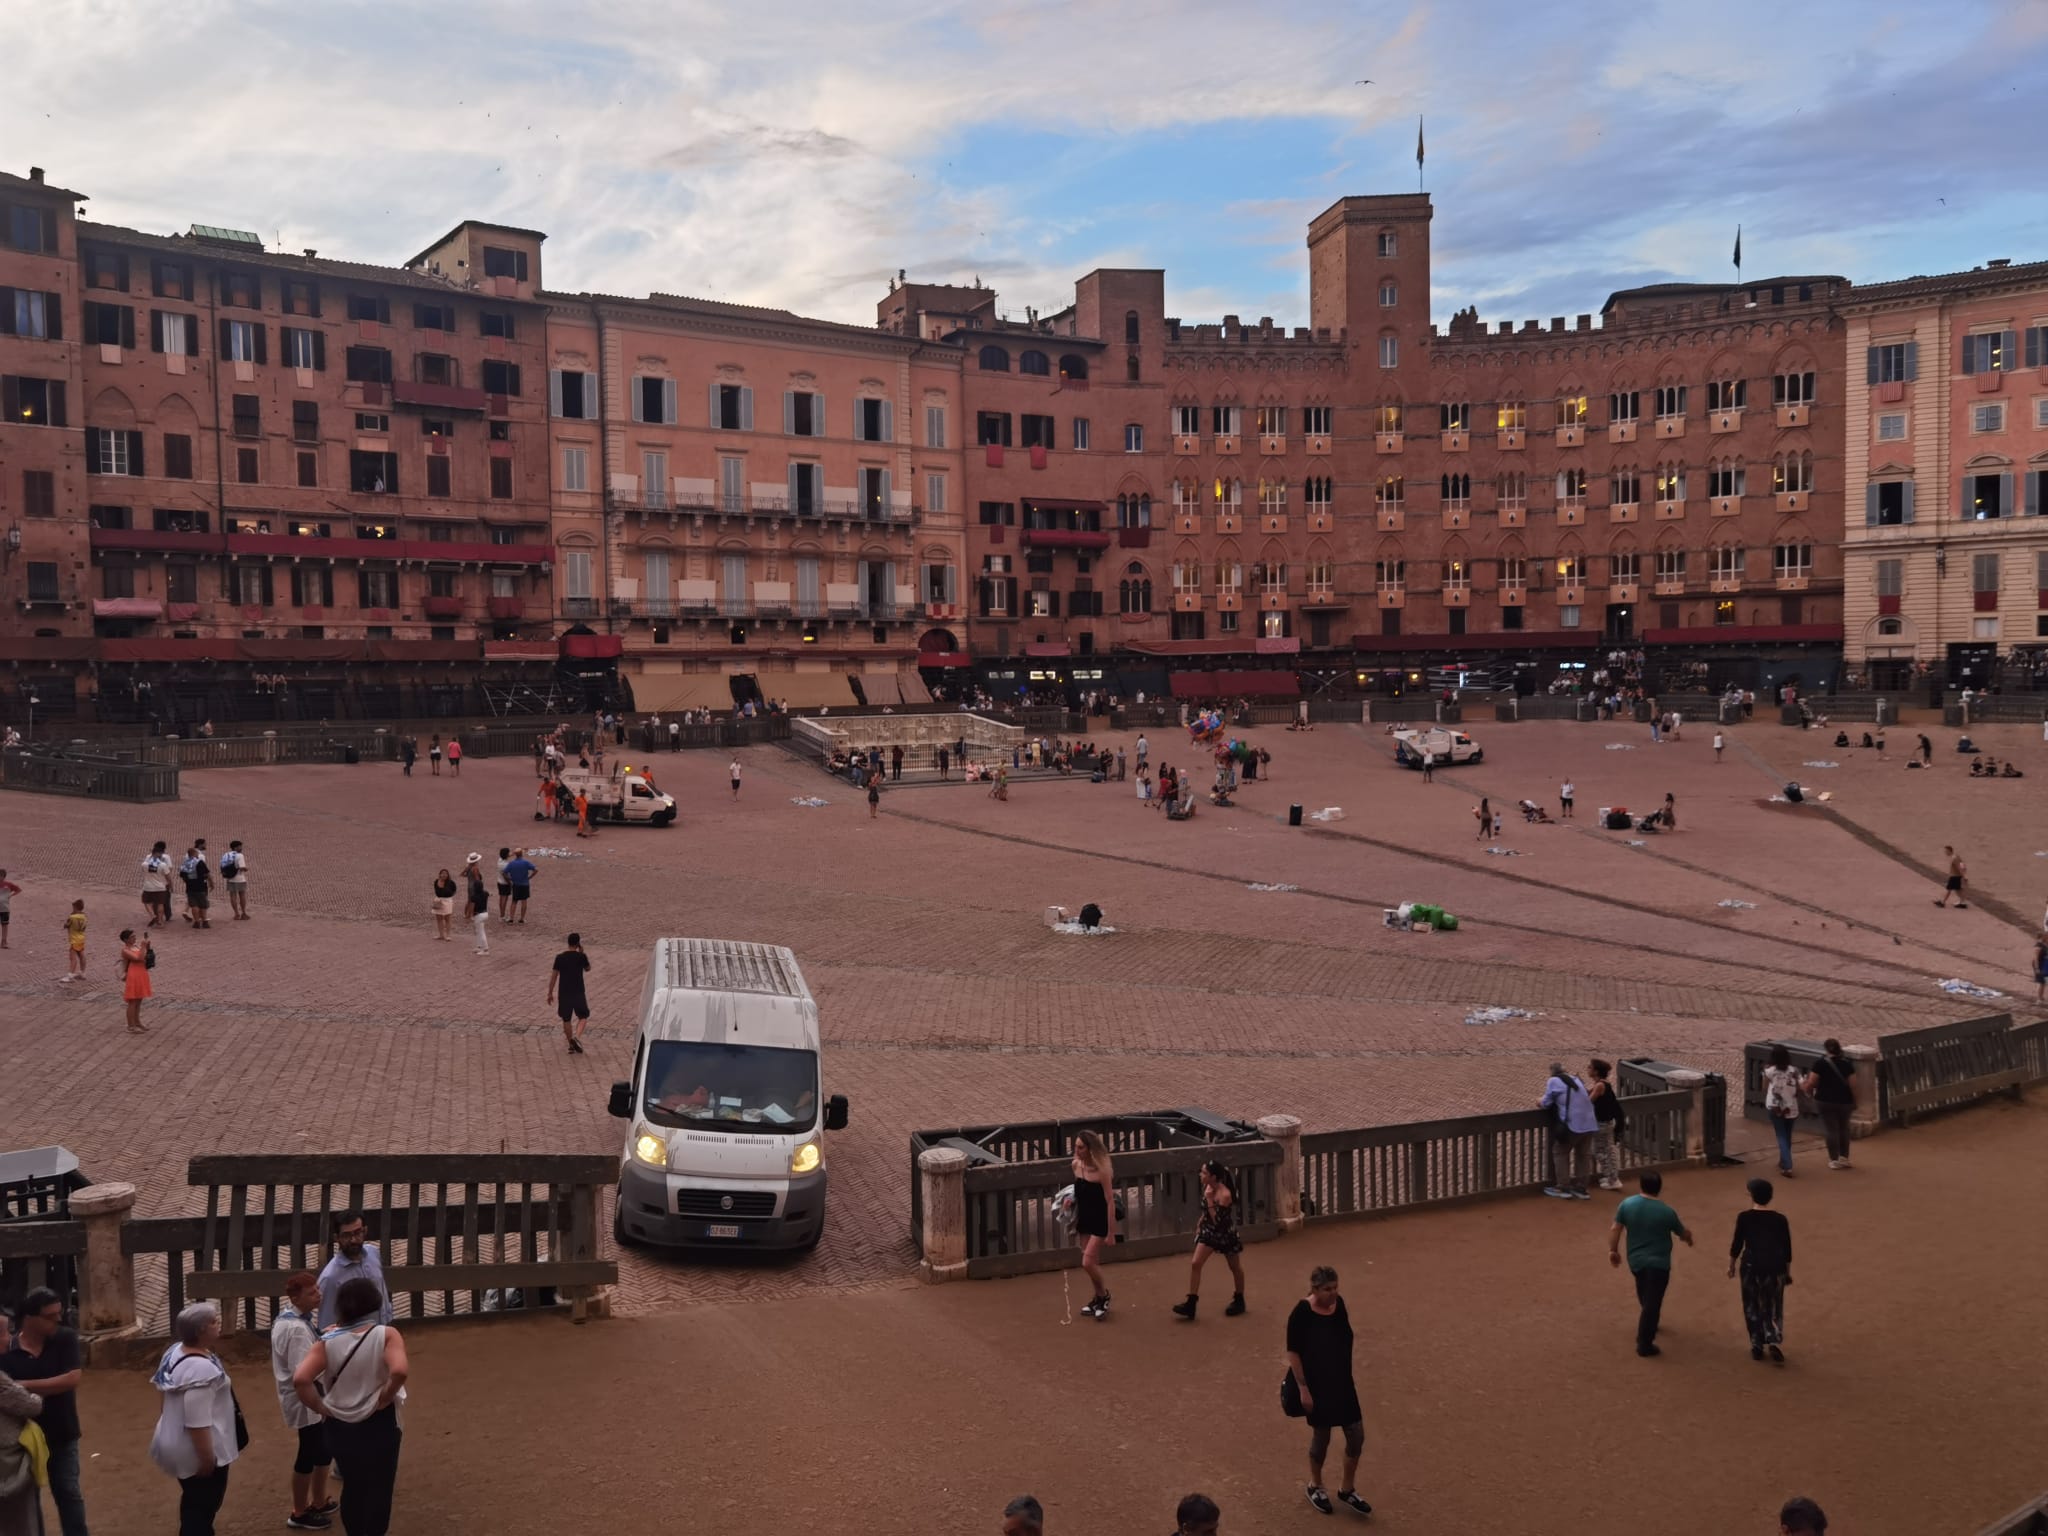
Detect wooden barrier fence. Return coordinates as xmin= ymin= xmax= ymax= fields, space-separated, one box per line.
xmin=1877 ymin=1012 xmax=2028 ymax=1126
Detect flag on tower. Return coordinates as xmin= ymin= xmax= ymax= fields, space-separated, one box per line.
xmin=1732 ymin=225 xmax=1742 ymax=273
xmin=1416 ymin=116 xmax=1425 ymax=170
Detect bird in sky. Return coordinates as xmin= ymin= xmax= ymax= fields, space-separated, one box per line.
xmin=1356 ymin=79 xmax=1373 ymax=84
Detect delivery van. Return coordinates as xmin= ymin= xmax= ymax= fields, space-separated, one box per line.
xmin=555 ymin=765 xmax=677 ymax=826
xmin=608 ymin=938 xmax=848 ymax=1252
xmin=1392 ymin=727 xmax=1483 ymax=768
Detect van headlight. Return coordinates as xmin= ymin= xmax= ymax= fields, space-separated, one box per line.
xmin=789 ymin=1140 xmax=822 ymax=1175
xmin=633 ymin=1132 xmax=668 ymax=1169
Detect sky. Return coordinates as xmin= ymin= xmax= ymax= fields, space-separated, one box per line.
xmin=7 ymin=0 xmax=2046 ymax=333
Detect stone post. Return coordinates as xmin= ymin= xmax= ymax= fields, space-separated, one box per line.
xmin=69 ymin=1182 xmax=138 ymax=1336
xmin=1258 ymin=1114 xmax=1304 ymax=1233
xmin=1665 ymin=1071 xmax=1707 ymax=1162
xmin=1844 ymin=1044 xmax=1882 ymax=1138
xmin=917 ymin=1146 xmax=969 ymax=1283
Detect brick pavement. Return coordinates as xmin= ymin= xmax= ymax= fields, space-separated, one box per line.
xmin=0 ymin=716 xmax=2036 ymax=1317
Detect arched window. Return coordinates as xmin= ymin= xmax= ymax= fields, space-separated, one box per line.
xmin=1018 ymin=350 xmax=1049 ymax=376
xmin=1058 ymin=354 xmax=1088 ymax=382
xmin=1127 ymin=354 xmax=1141 ymax=382
xmin=1116 ymin=495 xmax=1152 ymax=530
xmin=977 ymin=346 xmax=1010 ymax=372
xmin=1125 ymin=311 xmax=1140 ymax=344
xmin=1119 ymin=562 xmax=1152 ymax=614
xmin=1877 ymin=617 xmax=1903 ymax=636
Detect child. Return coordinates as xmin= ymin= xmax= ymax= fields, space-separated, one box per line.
xmin=0 ymin=869 xmax=19 ymax=947
xmin=60 ymin=898 xmax=86 ymax=981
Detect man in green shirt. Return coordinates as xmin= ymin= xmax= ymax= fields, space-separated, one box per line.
xmin=1609 ymin=1169 xmax=1692 ymax=1356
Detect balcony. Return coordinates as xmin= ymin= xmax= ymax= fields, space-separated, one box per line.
xmin=1376 ymin=505 xmax=1404 ymax=531
xmin=1710 ymin=576 xmax=1742 ymax=594
xmin=1260 ymin=513 xmax=1288 ymax=534
xmin=1442 ymin=504 xmax=1470 ymax=530
xmin=1440 ymin=428 xmax=1469 ymax=452
xmin=1173 ymin=508 xmax=1200 ymax=534
xmin=1499 ymin=427 xmax=1525 ymax=451
xmin=1712 ymin=495 xmax=1743 ymax=518
xmin=1556 ymin=424 xmax=1585 ymax=447
xmin=1654 ymin=414 xmax=1686 ymax=439
xmin=1215 ymin=510 xmax=1243 ymax=534
xmin=1376 ymin=587 xmax=1405 ymax=609
xmin=1558 ymin=499 xmax=1586 ymax=526
xmin=1499 ymin=585 xmax=1525 ymax=606
xmin=1610 ymin=583 xmax=1639 ymax=604
xmin=1655 ymin=499 xmax=1686 ymax=522
xmin=1775 ymin=574 xmax=1812 ymax=592
xmin=392 ymin=380 xmax=489 ymax=413
xmin=1116 ymin=526 xmax=1152 ymax=549
xmin=1216 ymin=433 xmax=1240 ymax=455
xmin=1019 ymin=528 xmax=1112 ymax=551
xmin=1259 ymin=434 xmax=1285 ymax=455
xmin=1217 ymin=590 xmax=1243 ymax=611
xmin=1609 ymin=420 xmax=1637 ymax=444
xmin=1307 ymin=507 xmax=1333 ymax=533
xmin=423 ymin=595 xmax=464 ymax=619
xmin=1302 ymin=588 xmax=1344 ymax=608
xmin=1774 ymin=491 xmax=1806 ymax=514
xmin=487 ymin=595 xmax=525 ymax=619
xmin=91 ymin=527 xmax=226 ymax=555
xmin=93 ymin=597 xmax=163 ymax=620
xmin=1375 ymin=431 xmax=1403 ymax=454
xmin=1500 ymin=504 xmax=1526 ymax=529
xmin=1442 ymin=585 xmax=1469 ymax=607
xmin=1609 ymin=502 xmax=1639 ymax=524
xmin=1709 ymin=408 xmax=1743 ymax=436
xmin=563 ymin=597 xmax=599 ymax=620
xmin=1307 ymin=434 xmax=1332 ymax=455
xmin=1653 ymin=578 xmax=1686 ymax=597
xmin=1558 ymin=584 xmax=1585 ymax=606
xmin=1174 ymin=591 xmax=1203 ymax=613
xmin=1776 ymin=403 xmax=1811 ymax=429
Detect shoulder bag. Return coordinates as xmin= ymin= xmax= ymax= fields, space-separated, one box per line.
xmin=172 ymin=1353 xmax=249 ymax=1451
xmin=1546 ymin=1078 xmax=1577 ymax=1145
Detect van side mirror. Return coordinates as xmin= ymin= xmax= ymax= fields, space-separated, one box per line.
xmin=608 ymin=1081 xmax=633 ymax=1119
xmin=824 ymin=1094 xmax=849 ymax=1131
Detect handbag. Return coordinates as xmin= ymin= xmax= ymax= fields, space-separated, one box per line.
xmin=230 ymin=1387 xmax=249 ymax=1451
xmin=1546 ymin=1078 xmax=1578 ymax=1144
xmin=1280 ymin=1371 xmax=1306 ymax=1418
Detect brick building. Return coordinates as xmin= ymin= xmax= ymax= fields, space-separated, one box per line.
xmin=1839 ymin=259 xmax=2048 ymax=690
xmin=544 ymin=290 xmax=966 ymax=711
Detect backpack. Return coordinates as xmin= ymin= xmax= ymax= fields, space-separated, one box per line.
xmin=219 ymin=852 xmax=242 ymax=879
xmin=180 ymin=855 xmax=203 ymax=881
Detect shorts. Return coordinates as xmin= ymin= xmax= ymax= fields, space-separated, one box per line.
xmin=731 ymin=778 xmax=742 ymax=790
xmin=293 ymin=1421 xmax=331 ymax=1475
xmin=1560 ymin=797 xmax=1573 ymax=808
xmin=0 ymin=910 xmax=9 ymax=926
xmin=186 ymin=884 xmax=210 ymax=909
xmin=1946 ymin=876 xmax=1964 ymax=892
xmin=510 ymin=884 xmax=531 ymax=903
xmin=557 ymin=998 xmax=591 ymax=1023
xmin=497 ymin=882 xmax=512 ymax=897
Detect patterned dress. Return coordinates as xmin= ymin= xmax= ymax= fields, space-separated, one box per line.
xmin=1196 ymin=1189 xmax=1241 ymax=1255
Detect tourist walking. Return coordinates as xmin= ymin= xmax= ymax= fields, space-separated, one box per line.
xmin=427 ymin=736 xmax=442 ymax=776
xmin=399 ymin=738 xmax=416 ymax=777
xmin=143 ymin=840 xmax=174 ymax=927
xmin=1761 ymin=1045 xmax=1802 ymax=1177
xmin=291 ymin=1278 xmax=408 ymax=1536
xmin=463 ymin=855 xmax=491 ymax=954
xmin=729 ymin=759 xmax=742 ymax=800
xmin=1115 ymin=747 xmax=1127 ymax=781
xmin=219 ymin=842 xmax=250 ymax=920
xmin=1171 ymin=1161 xmax=1245 ymax=1320
xmin=316 ymin=1213 xmax=393 ymax=1328
xmin=430 ymin=869 xmax=456 ymax=942
xmin=1283 ymin=1266 xmax=1371 ymax=1517
xmin=1171 ymin=1493 xmax=1222 ymax=1535
xmin=1728 ymin=1177 xmax=1792 ymax=1363
xmin=1419 ymin=748 xmax=1433 ymax=783
xmin=495 ymin=848 xmax=513 ymax=920
xmin=0 ymin=1288 xmax=85 ymax=1536
xmin=1586 ymin=1058 xmax=1626 ymax=1190
xmin=1609 ymin=1170 xmax=1693 ymax=1357
xmin=1540 ymin=1061 xmax=1599 ymax=1199
xmin=1801 ymin=1039 xmax=1857 ymax=1170
xmin=148 ymin=1303 xmax=241 ymax=1536
xmin=1559 ymin=777 xmax=1573 ymax=819
xmin=1473 ymin=797 xmax=1490 ymax=840
xmin=999 ymin=1494 xmax=1043 ymax=1536
xmin=179 ymin=846 xmax=213 ymax=928
xmin=445 ymin=739 xmax=461 ymax=777
xmin=269 ymin=1274 xmax=335 ymax=1531
xmin=890 ymin=744 xmax=903 ymax=782
xmin=1070 ymin=1131 xmax=1116 ymax=1319
xmin=0 ymin=870 xmax=17 ymax=950
xmin=1935 ymin=846 xmax=1969 ymax=907
xmin=548 ymin=933 xmax=592 ymax=1055
xmin=1135 ymin=733 xmax=1149 ymax=772
xmin=120 ymin=929 xmax=153 ymax=1034
xmin=503 ymin=849 xmax=537 ymax=924
xmin=0 ymin=1309 xmax=47 ymax=1536
xmin=59 ymin=899 xmax=86 ymax=983
xmin=1779 ymin=1496 xmax=1830 ymax=1533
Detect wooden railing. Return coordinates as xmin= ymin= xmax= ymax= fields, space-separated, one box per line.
xmin=1975 ymin=1492 xmax=2048 ymax=1536
xmin=1878 ymin=1013 xmax=2028 ymax=1125
xmin=0 ymin=1219 xmax=84 ymax=1313
xmin=1 ymin=748 xmax=181 ymax=802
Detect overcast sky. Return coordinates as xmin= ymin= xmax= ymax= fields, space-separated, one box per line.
xmin=8 ymin=0 xmax=2044 ymax=332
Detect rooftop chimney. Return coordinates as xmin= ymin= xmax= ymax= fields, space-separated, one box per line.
xmin=28 ymin=167 xmax=44 ymax=184
xmin=303 ymin=249 xmax=317 ymax=260
xmin=1987 ymin=258 xmax=2012 ymax=269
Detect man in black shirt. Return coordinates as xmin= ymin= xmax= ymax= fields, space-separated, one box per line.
xmin=548 ymin=932 xmax=593 ymax=1055
xmin=1728 ymin=1177 xmax=1793 ymax=1362
xmin=2 ymin=1286 xmax=89 ymax=1534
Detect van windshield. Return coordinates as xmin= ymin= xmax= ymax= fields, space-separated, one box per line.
xmin=641 ymin=1040 xmax=818 ymax=1134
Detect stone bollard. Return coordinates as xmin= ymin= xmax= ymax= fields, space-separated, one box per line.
xmin=917 ymin=1146 xmax=969 ymax=1283
xmin=1665 ymin=1070 xmax=1708 ymax=1162
xmin=69 ymin=1182 xmax=139 ymax=1336
xmin=1258 ymin=1114 xmax=1304 ymax=1233
xmin=1844 ymin=1044 xmax=1882 ymax=1138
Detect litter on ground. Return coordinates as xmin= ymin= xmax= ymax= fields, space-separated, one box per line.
xmin=1803 ymin=760 xmax=1839 ymax=768
xmin=1624 ymin=839 xmax=1647 ymax=847
xmin=524 ymin=847 xmax=582 ymax=859
xmin=1464 ymin=1006 xmax=1537 ymax=1027
xmin=1307 ymin=807 xmax=1345 ymax=822
xmin=790 ymin=796 xmax=831 ymax=807
xmin=1604 ymin=743 xmax=1636 ymax=751
xmin=1937 ymin=978 xmax=2003 ymax=1000
xmin=1483 ymin=846 xmax=1523 ymax=856
xmin=1717 ymin=899 xmax=1758 ymax=910
xmin=1052 ymin=921 xmax=1118 ymax=936
xmin=1247 ymin=881 xmax=1300 ymax=893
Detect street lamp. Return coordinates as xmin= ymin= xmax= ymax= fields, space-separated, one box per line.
xmin=26 ymin=692 xmax=39 ymax=740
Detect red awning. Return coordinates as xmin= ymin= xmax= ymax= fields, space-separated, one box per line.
xmin=1019 ymin=498 xmax=1105 ymax=512
xmin=1641 ymin=624 xmax=1843 ymax=645
xmin=1170 ymin=670 xmax=1301 ymax=699
xmin=237 ymin=639 xmax=364 ymax=662
xmin=1349 ymin=630 xmax=1602 ymax=653
xmin=917 ymin=651 xmax=972 ymax=668
xmin=1253 ymin=636 xmax=1301 ymax=655
xmin=561 ymin=634 xmax=624 ymax=659
xmin=1022 ymin=642 xmax=1071 ymax=658
xmin=100 ymin=639 xmax=238 ymax=662
xmin=92 ymin=598 xmax=164 ymax=619
xmin=1118 ymin=638 xmax=1260 ymax=657
xmin=1019 ymin=529 xmax=1112 ymax=550
xmin=367 ymin=641 xmax=480 ymax=663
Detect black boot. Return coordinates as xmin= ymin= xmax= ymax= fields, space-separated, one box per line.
xmin=1171 ymin=1293 xmax=1197 ymax=1320
xmin=1225 ymin=1292 xmax=1246 ymax=1316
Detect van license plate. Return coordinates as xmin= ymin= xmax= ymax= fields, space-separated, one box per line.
xmin=706 ymin=1224 xmax=741 ymax=1239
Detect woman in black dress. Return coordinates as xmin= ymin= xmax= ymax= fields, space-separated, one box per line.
xmin=1285 ymin=1265 xmax=1371 ymax=1516
xmin=1071 ymin=1131 xmax=1116 ymax=1319
xmin=1172 ymin=1161 xmax=1245 ymax=1320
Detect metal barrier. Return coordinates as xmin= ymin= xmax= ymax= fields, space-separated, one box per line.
xmin=1620 ymin=1059 xmax=1727 ymax=1162
xmin=1 ymin=748 xmax=181 ymax=802
xmin=1876 ymin=1013 xmax=2027 ymax=1126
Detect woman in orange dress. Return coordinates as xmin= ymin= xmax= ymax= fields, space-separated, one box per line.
xmin=119 ymin=927 xmax=153 ymax=1033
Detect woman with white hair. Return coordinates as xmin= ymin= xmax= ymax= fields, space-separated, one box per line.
xmin=148 ymin=1302 xmax=242 ymax=1535
xmin=0 ymin=1310 xmax=48 ymax=1536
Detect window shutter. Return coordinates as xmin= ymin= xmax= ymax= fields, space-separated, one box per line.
xmin=2028 ymin=328 xmax=2042 ymax=370
xmin=2000 ymin=471 xmax=2014 ymax=516
xmin=813 ymin=392 xmax=824 ymax=438
xmin=663 ymin=378 xmax=677 ymax=425
xmin=740 ymin=387 xmax=753 ymax=431
xmin=2026 ymin=472 xmax=2040 ymax=519
xmin=853 ymin=397 xmax=863 ymax=439
xmin=855 ymin=559 xmax=870 ymax=617
xmin=882 ymin=561 xmax=896 ymax=613
xmin=783 ymin=390 xmax=795 ymax=435
xmin=150 ymin=310 xmax=164 ymax=353
xmin=630 ymin=376 xmax=644 ymax=423
xmin=787 ymin=462 xmax=800 ymax=507
xmin=83 ymin=426 xmax=101 ymax=469
xmin=48 ymin=382 xmax=65 ymax=428
xmin=217 ymin=317 xmax=232 ymax=357
xmin=879 ymin=469 xmax=891 ymax=512
xmin=584 ymin=372 xmax=599 ymax=417
xmin=116 ymin=255 xmax=130 ymax=290
xmin=1047 ymin=589 xmax=1061 ymax=617
xmin=184 ymin=315 xmax=199 ymax=355
xmin=978 ymin=578 xmax=993 ymax=615
xmin=1960 ymin=476 xmax=1971 ymax=520
xmin=44 ymin=297 xmax=60 ymax=342
xmin=1864 ymin=485 xmax=1878 ymax=527
xmin=708 ymin=380 xmax=721 ymax=426
xmin=880 ymin=400 xmax=893 ymax=443
xmin=253 ymin=323 xmax=266 ymax=366
xmin=1904 ymin=341 xmax=1917 ymax=382
xmin=1960 ymin=337 xmax=1975 ymax=375
xmin=313 ymin=332 xmax=327 ymax=371
xmin=0 ymin=286 xmax=12 ymax=335
xmin=2001 ymin=330 xmax=2017 ymax=371
xmin=549 ymin=370 xmax=564 ymax=417
xmin=119 ymin=307 xmax=135 ymax=348
xmin=943 ymin=565 xmax=957 ymax=604
xmin=128 ymin=431 xmax=145 ymax=476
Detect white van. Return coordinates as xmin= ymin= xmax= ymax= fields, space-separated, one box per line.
xmin=608 ymin=938 xmax=848 ymax=1252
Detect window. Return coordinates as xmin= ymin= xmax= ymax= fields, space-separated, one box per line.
xmin=1963 ymin=472 xmax=2010 ymax=520
xmin=23 ymin=560 xmax=60 ymax=602
xmin=419 ymin=417 xmax=453 ymax=440
xmin=925 ymin=473 xmax=946 ymax=514
xmin=221 ymin=319 xmax=264 ymax=363
xmin=1439 ymin=402 xmax=1470 ymax=432
xmin=86 ymin=428 xmax=143 ymax=475
xmin=1219 ymin=610 xmax=1240 ymax=633
xmin=1611 ymin=469 xmax=1640 ymax=505
xmin=81 ymin=301 xmax=133 ymax=347
xmin=1124 ymin=423 xmax=1144 ymax=453
xmin=1496 ymin=401 xmax=1526 ymax=432
xmin=425 ymin=455 xmax=451 ymax=498
xmin=1376 ymin=476 xmax=1404 ymax=510
xmin=1124 ymin=311 xmax=1140 ymax=344
xmin=1256 ymin=480 xmax=1285 ymax=518
xmin=150 ymin=259 xmax=193 ymax=300
xmin=412 ymin=302 xmax=455 ymax=332
xmin=164 ymin=434 xmax=193 ymax=479
xmin=857 ymin=397 xmax=892 ymax=442
xmin=1215 ymin=478 xmax=1242 ymax=517
xmin=490 ymin=457 xmax=513 ymax=500
xmin=1212 ymin=405 xmax=1243 ymax=437
xmin=344 ymin=294 xmax=390 ymax=324
xmin=1374 ymin=560 xmax=1405 ymax=591
xmin=165 ymin=564 xmax=197 ymax=604
xmin=1558 ymin=395 xmax=1588 ymax=427
xmin=1972 ymin=552 xmax=2000 ymax=603
xmin=1027 ymin=587 xmax=1054 ymax=619
xmin=1705 ymin=379 xmax=1746 ymax=411
xmin=2 ymin=380 xmax=67 ymax=430
xmin=1710 ymin=546 xmax=1743 ymax=582
xmin=283 ymin=280 xmax=319 ymax=317
xmin=469 ymin=359 xmax=517 ymax=398
xmin=976 ymin=411 xmax=1012 ymax=447
xmin=1654 ymin=549 xmax=1685 ymax=583
xmin=1870 ymin=480 xmax=1912 ymax=525
xmin=231 ymin=563 xmax=272 ymax=606
xmin=1609 ymin=390 xmax=1640 ymax=422
xmin=355 ymin=412 xmax=389 ymax=432
xmin=1655 ymin=464 xmax=1686 ymax=504
xmin=282 ymin=326 xmax=321 ymax=370
xmin=1303 ymin=475 xmax=1332 ymax=512
xmin=1018 ymin=350 xmax=1049 ymax=376
xmin=1173 ymin=405 xmax=1201 ymax=436
xmin=1875 ymin=558 xmax=1902 ymax=598
xmin=1501 ymin=602 xmax=1523 ymax=630
xmin=482 ymin=246 xmax=529 ymax=281
xmin=632 ymin=375 xmax=676 ymax=425
xmin=1773 ymin=543 xmax=1813 ymax=580
xmin=789 ymin=463 xmax=822 ymax=512
xmin=1 ymin=288 xmax=52 ymax=340
xmin=1559 ymin=605 xmax=1580 ymax=629
xmin=1304 ymin=557 xmax=1334 ymax=595
xmin=417 ymin=353 xmax=456 ymax=387
xmin=231 ymin=394 xmax=261 ymax=439
xmin=1867 ymin=343 xmax=1913 ymax=384
xmin=1555 ymin=555 xmax=1583 ymax=584
xmin=640 ymin=451 xmax=667 ymax=508
xmin=1020 ymin=413 xmax=1055 ymax=450
xmin=151 ymin=311 xmax=199 ymax=357
xmin=1376 ymin=230 xmax=1397 ymax=257
xmin=977 ymin=345 xmax=1010 ymax=372
xmin=23 ymin=470 xmax=54 ymax=518
xmin=221 ymin=270 xmax=259 ymax=308
xmin=1498 ymin=472 xmax=1527 ymax=509
xmin=1774 ymin=371 xmax=1816 ymax=405
xmin=1303 ymin=405 xmax=1332 ymax=435
xmin=1706 ymin=459 xmax=1744 ymax=497
xmin=477 ymin=309 xmax=517 ymax=340
xmin=920 ymin=403 xmax=946 ymax=448
xmin=561 ymin=549 xmax=594 ymax=604
xmin=785 ymin=390 xmax=822 ymax=437
xmin=1654 ymin=385 xmax=1687 ymax=419
xmin=1375 ymin=404 xmax=1402 ymax=434
xmin=1119 ymin=563 xmax=1152 ymax=614
xmin=298 ymin=451 xmax=318 ymax=487
xmin=715 ymin=456 xmax=743 ymax=514
xmin=1217 ymin=558 xmax=1243 ymax=596
xmin=1773 ymin=452 xmax=1812 ymax=494
xmin=345 ymin=346 xmax=392 ymax=384
xmin=1877 ymin=413 xmax=1907 ymax=441
xmin=1558 ymin=467 xmax=1588 ymax=503
xmin=5 ymin=202 xmax=53 ymax=252
xmin=561 ymin=446 xmax=589 ymax=493
xmin=551 ymin=370 xmax=596 ymax=420
xmin=84 ymin=249 xmax=128 ymax=291
xmin=1071 ymin=417 xmax=1091 ymax=451
xmin=1611 ymin=551 xmax=1640 ymax=584
xmin=358 ymin=569 xmax=398 ymax=609
xmin=1971 ymin=403 xmax=2005 ymax=434
xmin=1440 ymin=472 xmax=1470 ymax=508
xmin=1961 ymin=331 xmax=2014 ymax=374
xmin=350 ymin=451 xmax=398 ymax=493
xmin=1379 ymin=281 xmax=1397 ymax=307
xmin=1378 ymin=335 xmax=1399 ymax=369
xmin=284 ymin=564 xmax=328 ymax=607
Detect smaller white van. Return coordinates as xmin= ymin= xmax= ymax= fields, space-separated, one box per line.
xmin=608 ymin=938 xmax=847 ymax=1252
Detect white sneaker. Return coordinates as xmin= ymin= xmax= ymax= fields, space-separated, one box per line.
xmin=1827 ymin=1159 xmax=1845 ymax=1170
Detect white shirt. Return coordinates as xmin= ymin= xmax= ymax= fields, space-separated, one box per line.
xmin=729 ymin=761 xmax=741 ymax=779
xmin=270 ymin=1306 xmax=322 ymax=1430
xmin=1561 ymin=782 xmax=1573 ymax=798
xmin=142 ymin=854 xmax=171 ymax=892
xmin=149 ymin=1346 xmax=241 ymax=1479
xmin=1713 ymin=734 xmax=1724 ymax=749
